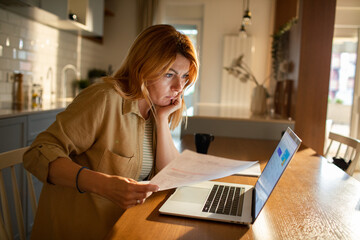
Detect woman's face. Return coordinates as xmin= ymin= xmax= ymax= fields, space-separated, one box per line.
xmin=147 ymin=53 xmax=190 ymax=107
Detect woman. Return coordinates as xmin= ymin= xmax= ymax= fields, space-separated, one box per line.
xmin=23 ymin=24 xmax=199 ymax=239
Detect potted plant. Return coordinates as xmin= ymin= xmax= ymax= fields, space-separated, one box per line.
xmin=224 ymin=55 xmax=270 ymax=115
xmin=73 ymin=79 xmax=90 ymax=96
xmin=271 ymin=18 xmax=297 ymax=117
xmin=88 ymin=68 xmax=107 ymax=84
xmin=271 ymin=17 xmax=297 ymax=81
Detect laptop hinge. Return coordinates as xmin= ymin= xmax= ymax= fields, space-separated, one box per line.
xmin=251 ymin=187 xmax=256 ymax=223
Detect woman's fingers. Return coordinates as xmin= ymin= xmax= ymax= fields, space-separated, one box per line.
xmin=129 ymin=183 xmax=159 ymax=204
xmin=156 ymin=93 xmax=183 ymax=121
xmin=134 ymin=182 xmax=159 ymax=193
xmin=106 ymin=177 xmax=159 ymax=209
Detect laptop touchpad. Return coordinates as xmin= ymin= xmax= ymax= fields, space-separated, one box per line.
xmin=171 ymin=186 xmax=209 ymax=204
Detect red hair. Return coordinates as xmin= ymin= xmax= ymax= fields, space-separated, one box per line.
xmin=105 ymin=24 xmax=199 ymax=129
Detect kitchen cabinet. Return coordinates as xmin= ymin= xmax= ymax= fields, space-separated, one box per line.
xmin=0 ymin=116 xmax=27 ymax=153
xmin=41 ymin=0 xmax=69 ymax=20
xmin=0 ymin=109 xmax=63 ymax=152
xmin=41 ymin=0 xmax=104 ymax=36
xmin=27 ymin=110 xmax=59 ymax=145
xmin=0 ymin=108 xmax=63 ymax=238
xmin=86 ymin=0 xmax=105 ymax=36
xmin=0 ymin=0 xmax=104 ymax=37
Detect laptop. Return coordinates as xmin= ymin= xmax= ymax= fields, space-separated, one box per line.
xmin=159 ymin=127 xmax=301 ymax=224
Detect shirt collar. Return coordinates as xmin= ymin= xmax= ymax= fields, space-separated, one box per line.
xmin=122 ymin=98 xmax=144 ymax=118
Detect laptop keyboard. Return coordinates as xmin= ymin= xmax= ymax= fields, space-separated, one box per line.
xmin=202 ymin=185 xmax=245 ymax=216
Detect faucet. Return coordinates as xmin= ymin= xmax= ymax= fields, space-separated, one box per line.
xmin=60 ymin=64 xmax=80 ymax=100
xmin=46 ymin=67 xmax=55 ymax=103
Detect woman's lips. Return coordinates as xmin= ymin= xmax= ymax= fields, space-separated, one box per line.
xmin=169 ymin=93 xmax=181 ymax=99
xmin=168 ymin=95 xmax=178 ymax=104
xmin=167 ymin=92 xmax=182 ymax=104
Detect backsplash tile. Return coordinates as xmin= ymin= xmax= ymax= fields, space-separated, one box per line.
xmin=0 ymin=8 xmax=106 ymax=105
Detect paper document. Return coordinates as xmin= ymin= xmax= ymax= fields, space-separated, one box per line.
xmin=150 ymin=150 xmax=257 ymax=191
xmin=234 ymin=162 xmax=261 ymax=177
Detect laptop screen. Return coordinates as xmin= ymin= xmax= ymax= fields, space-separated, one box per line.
xmin=253 ymin=127 xmax=301 ymax=219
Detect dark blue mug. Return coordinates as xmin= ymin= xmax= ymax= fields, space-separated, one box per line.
xmin=195 ymin=133 xmax=215 ymax=154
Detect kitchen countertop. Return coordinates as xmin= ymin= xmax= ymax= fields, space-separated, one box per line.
xmin=0 ymin=99 xmax=73 ymax=119
xmin=181 ymin=104 xmax=295 ymax=140
xmin=186 ymin=104 xmax=294 ymax=123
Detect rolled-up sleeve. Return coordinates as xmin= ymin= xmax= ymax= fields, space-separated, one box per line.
xmin=23 ymin=84 xmax=108 ymax=183
xmin=23 ymin=144 xmax=70 ymax=183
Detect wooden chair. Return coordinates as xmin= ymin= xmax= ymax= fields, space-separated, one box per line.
xmin=0 ymin=147 xmax=37 ymax=240
xmin=325 ymin=132 xmax=360 ymax=176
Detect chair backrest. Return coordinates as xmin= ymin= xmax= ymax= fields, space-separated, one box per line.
xmin=0 ymin=147 xmax=37 ymax=240
xmin=325 ymin=132 xmax=360 ymax=176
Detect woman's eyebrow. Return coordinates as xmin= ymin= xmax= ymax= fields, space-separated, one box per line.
xmin=169 ymin=68 xmax=178 ymax=74
xmin=169 ymin=68 xmax=190 ymax=75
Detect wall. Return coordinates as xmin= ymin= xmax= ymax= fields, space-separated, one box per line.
xmin=0 ymin=7 xmax=106 ymax=107
xmin=102 ymin=0 xmax=138 ymax=72
xmin=161 ymin=0 xmax=275 ymax=106
xmin=335 ymin=0 xmax=360 ymax=29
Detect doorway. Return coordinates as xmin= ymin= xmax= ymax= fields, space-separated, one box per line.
xmin=326 ymin=36 xmax=358 ymax=138
xmin=326 ymin=29 xmax=360 ymax=180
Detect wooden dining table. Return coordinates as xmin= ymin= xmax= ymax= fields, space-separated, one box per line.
xmin=106 ymin=135 xmax=360 ymax=239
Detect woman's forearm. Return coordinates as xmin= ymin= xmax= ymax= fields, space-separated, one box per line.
xmin=47 ymin=157 xmax=107 ymax=195
xmin=155 ymin=117 xmax=180 ymax=171
xmin=47 ymin=157 xmax=158 ymax=209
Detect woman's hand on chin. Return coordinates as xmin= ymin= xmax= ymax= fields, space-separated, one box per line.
xmin=155 ymin=93 xmax=183 ymax=122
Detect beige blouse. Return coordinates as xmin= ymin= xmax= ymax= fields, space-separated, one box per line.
xmin=23 ymin=82 xmax=157 ymax=240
